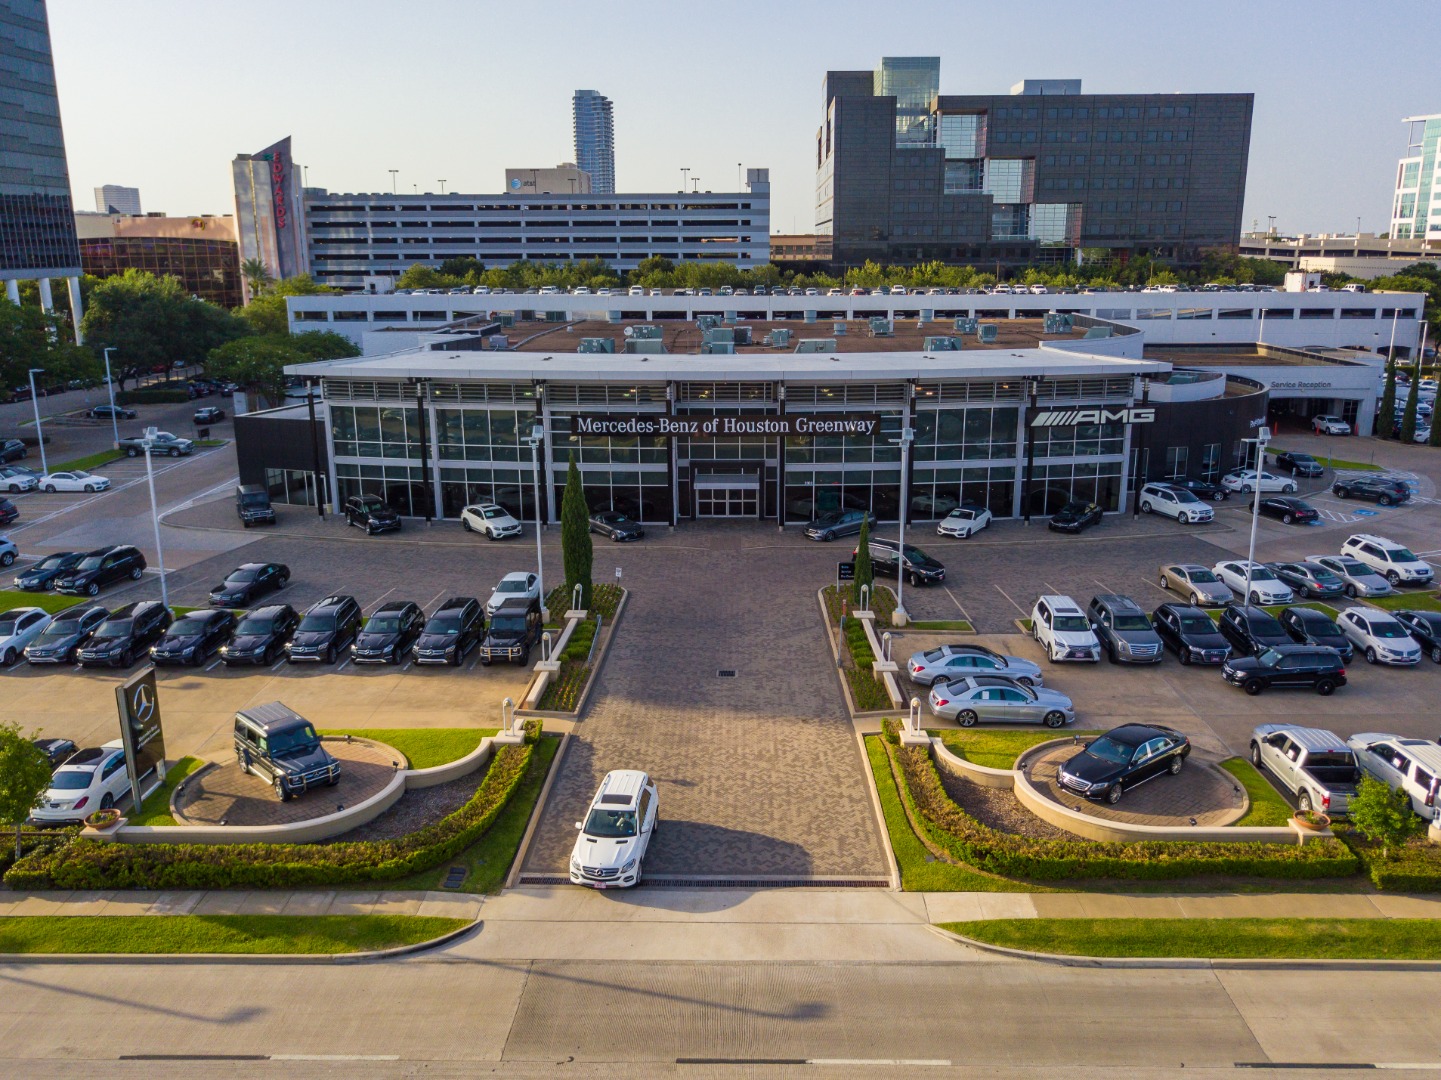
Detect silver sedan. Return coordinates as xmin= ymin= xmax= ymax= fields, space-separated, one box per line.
xmin=927 ymin=675 xmax=1076 ymax=728
xmin=1159 ymin=563 xmax=1232 ymax=607
xmin=907 ymin=644 xmax=1044 ymax=687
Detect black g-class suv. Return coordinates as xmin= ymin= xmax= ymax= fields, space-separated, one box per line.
xmin=233 ymin=702 xmax=340 ymax=801
xmin=479 ymin=598 xmax=542 ymax=665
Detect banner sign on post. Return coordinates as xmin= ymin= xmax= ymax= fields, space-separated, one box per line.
xmin=569 ymin=414 xmax=882 ymax=438
xmin=116 ymin=666 xmax=166 ymax=816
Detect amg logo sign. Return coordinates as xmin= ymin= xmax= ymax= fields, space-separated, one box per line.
xmin=1030 ymin=407 xmax=1156 ymax=427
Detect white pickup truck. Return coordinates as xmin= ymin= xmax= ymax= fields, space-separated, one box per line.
xmin=1250 ymin=724 xmax=1361 ymax=815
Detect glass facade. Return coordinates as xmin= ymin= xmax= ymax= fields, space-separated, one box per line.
xmin=79 ymin=236 xmax=241 ymax=308
xmin=875 ymin=57 xmax=939 ymax=147
xmin=572 ymin=90 xmax=615 ymax=195
xmin=938 ymin=113 xmax=985 ymax=160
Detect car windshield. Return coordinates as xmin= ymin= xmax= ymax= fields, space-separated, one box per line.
xmin=166 ymin=618 xmax=207 ymax=638
xmin=92 ymin=620 xmax=132 ymax=639
xmin=0 ymin=616 xmax=17 ymax=635
xmin=490 ymin=616 xmax=525 ymax=633
xmin=77 ymin=555 xmax=104 ymax=570
xmin=1053 ymin=615 xmax=1090 ymax=632
xmin=1186 ymin=569 xmax=1218 ymax=583
xmin=235 ymin=618 xmax=274 ymax=635
xmin=1179 ymin=616 xmax=1215 ymax=634
xmin=903 ymin=546 xmax=938 ymax=566
xmin=34 ymin=555 xmax=69 ymax=570
xmin=1255 ymin=648 xmax=1283 ymax=668
xmin=1335 ymin=558 xmax=1369 ymax=575
xmin=1388 ymin=547 xmax=1419 ymax=562
xmin=269 ymin=724 xmax=318 ymax=754
xmin=583 ymin=808 xmax=638 ymax=838
xmin=49 ymin=770 xmax=94 ymax=790
xmin=1292 ymin=454 xmax=1317 ymax=464
xmin=1086 ymin=737 xmax=1134 ymax=765
xmin=37 ymin=622 xmax=80 ymax=640
xmin=812 ymin=513 xmax=841 ymax=525
xmin=1171 ymin=489 xmax=1201 ymax=503
xmin=68 ymin=470 xmax=90 ymax=479
xmin=482 ymin=507 xmax=504 ymax=519
xmin=1372 ymin=622 xmax=1410 ymax=639
xmin=1113 ymin=615 xmax=1151 ymax=631
xmin=227 ymin=569 xmax=259 ymax=583
xmin=497 ymin=580 xmax=527 ymax=593
xmin=1309 ymin=567 xmax=1341 ymax=583
xmin=364 ymin=617 xmax=401 ymax=633
xmin=298 ymin=615 xmax=336 ymax=632
xmin=425 ymin=615 xmax=463 ymax=635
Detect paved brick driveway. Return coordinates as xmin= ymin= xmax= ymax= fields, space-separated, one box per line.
xmin=522 ymin=531 xmax=889 ymax=881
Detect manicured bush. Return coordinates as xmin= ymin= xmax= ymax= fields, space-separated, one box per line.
xmin=115 ymin=388 xmax=191 ymax=405
xmin=4 ymin=726 xmax=541 ymax=890
xmin=538 ymin=662 xmax=590 ymax=712
xmin=544 ymin=581 xmax=622 ymax=620
xmin=1339 ymin=829 xmax=1441 ymax=891
xmin=882 ymin=722 xmax=1358 ymax=882
xmin=561 ymin=618 xmax=597 ymax=662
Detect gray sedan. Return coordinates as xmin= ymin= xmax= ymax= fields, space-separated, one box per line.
xmin=927 ymin=675 xmax=1076 ymax=727
xmin=1305 ymin=555 xmax=1393 ymax=599
xmin=907 ymin=643 xmax=1044 ymax=687
xmin=1159 ymin=563 xmax=1232 ymax=607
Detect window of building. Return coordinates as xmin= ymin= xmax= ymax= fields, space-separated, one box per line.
xmin=1201 ymin=442 xmax=1221 ymax=481
xmin=1163 ymin=446 xmax=1188 ymax=479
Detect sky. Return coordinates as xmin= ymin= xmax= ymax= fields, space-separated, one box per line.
xmin=46 ymin=0 xmax=1438 ymax=240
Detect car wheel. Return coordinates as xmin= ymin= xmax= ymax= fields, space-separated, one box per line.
xmin=1106 ymin=643 xmax=1119 ymax=665
xmin=1366 ymin=647 xmax=1378 ymax=664
xmin=274 ymin=778 xmax=290 ymax=802
xmin=1250 ymin=742 xmax=1262 ymax=766
xmin=1298 ymin=790 xmax=1312 ymax=813
xmin=1043 ymin=711 xmax=1066 ymax=729
xmin=1212 ymin=491 xmax=1226 ymax=502
xmin=325 ymin=645 xmax=336 ymax=664
xmin=1283 ymin=483 xmax=1297 ymax=494
xmin=169 ymin=448 xmax=180 ymax=458
xmin=86 ymin=583 xmax=99 ymax=597
xmin=277 ymin=575 xmax=288 ymax=588
xmin=1282 ymin=513 xmax=1294 ymax=525
xmin=821 ymin=530 xmax=834 ymax=542
xmin=1345 ymin=584 xmax=1357 ymax=598
xmin=462 ymin=519 xmax=473 ymax=533
xmin=7 ymin=484 xmax=18 ymax=494
xmin=126 ymin=448 xmax=139 ymax=458
xmin=612 ymin=533 xmax=623 ymax=542
xmin=84 ymin=484 xmax=95 ymax=492
xmin=1106 ymin=784 xmax=1123 ymax=805
xmin=960 ymin=528 xmax=971 ymax=539
xmin=486 ymin=530 xmax=497 ymax=541
xmin=1 ymin=648 xmax=12 ymax=666
xmin=0 ymin=551 xmax=11 ymax=567
xmin=1316 ymin=678 xmax=1336 ymax=696
xmin=909 ymin=572 xmax=921 ymax=587
xmin=1249 ymin=591 xmax=1261 ymax=605
xmin=1379 ymin=495 xmax=1392 ymax=507
xmin=1168 ymin=755 xmax=1184 ymax=775
xmin=100 ymin=793 xmax=114 ymax=810
xmin=44 ymin=484 xmax=55 ymax=492
xmin=1386 ymin=571 xmax=1401 ymax=585
xmin=1140 ymin=501 xmax=1153 ymax=514
xmin=957 ymin=709 xmax=978 ymax=727
xmin=1016 ymin=676 xmax=1034 ymax=688
xmin=1179 ymin=648 xmax=1191 ymax=666
xmin=130 ymin=566 xmax=142 ymax=580
xmin=1243 ymin=678 xmax=1263 ymax=696
xmin=1431 ymin=645 xmax=1441 ymax=664
xmin=1241 ymin=485 xmax=1252 ymax=494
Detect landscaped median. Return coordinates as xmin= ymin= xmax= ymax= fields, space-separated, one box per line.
xmin=821 ymin=585 xmax=894 ymax=712
xmin=941 ymin=918 xmax=1441 ymax=960
xmin=524 ymin=583 xmax=624 ymax=714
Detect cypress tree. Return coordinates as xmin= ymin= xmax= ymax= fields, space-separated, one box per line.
xmin=1400 ymin=373 xmax=1421 ymax=445
xmin=1376 ymin=359 xmax=1397 ymax=440
xmin=853 ymin=515 xmax=874 ymax=607
xmin=560 ymin=455 xmax=593 ymax=609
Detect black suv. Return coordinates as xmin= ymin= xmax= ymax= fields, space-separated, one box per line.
xmin=0 ymin=497 xmax=19 ymax=525
xmin=1278 ymin=605 xmax=1353 ymax=661
xmin=855 ymin=537 xmax=946 ymax=587
xmin=1217 ymin=604 xmax=1292 ymax=656
xmin=233 ymin=702 xmax=340 ymax=801
xmin=77 ymin=601 xmax=173 ymax=667
xmin=479 ymin=598 xmax=543 ymax=665
xmin=1222 ymin=644 xmax=1347 ymax=696
xmin=24 ymin=605 xmax=108 ymax=664
xmin=209 ymin=562 xmax=290 ymax=607
xmin=344 ymin=494 xmax=401 ymax=535
xmin=1395 ymin=610 xmax=1441 ymax=665
xmin=413 ymin=596 xmax=484 ymax=665
xmin=352 ymin=600 xmax=424 ymax=664
xmin=1086 ymin=594 xmax=1164 ymax=664
xmin=286 ymin=595 xmax=362 ymax=663
xmin=13 ymin=551 xmax=82 ymax=591
xmin=1151 ymin=603 xmax=1231 ymax=665
xmin=0 ymin=438 xmax=26 ymax=463
xmin=221 ymin=604 xmax=299 ymax=666
xmin=1332 ymin=475 xmax=1411 ymax=506
xmin=235 ymin=484 xmax=276 ymax=526
xmin=53 ymin=545 xmax=146 ymax=596
xmin=150 ymin=608 xmax=236 ymax=666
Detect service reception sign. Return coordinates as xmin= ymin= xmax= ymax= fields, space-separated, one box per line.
xmin=116 ymin=666 xmax=167 ymax=812
xmin=571 ymin=414 xmax=881 ymax=438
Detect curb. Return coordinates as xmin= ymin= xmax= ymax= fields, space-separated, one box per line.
xmin=930 ymin=923 xmax=1441 ymax=971
xmin=505 ymin=732 xmax=569 ymax=890
xmin=0 ymin=915 xmax=484 ymax=967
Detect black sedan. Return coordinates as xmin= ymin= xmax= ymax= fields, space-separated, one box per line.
xmin=209 ymin=562 xmax=289 ymax=607
xmin=1257 ymin=496 xmax=1319 ymax=525
xmin=1151 ymin=602 xmax=1231 ymax=665
xmin=1047 ymin=500 xmax=1103 ymax=533
xmin=351 ymin=600 xmax=424 ymax=664
xmin=1169 ymin=477 xmax=1229 ymax=502
xmin=0 ymin=439 xmax=27 ymax=463
xmin=589 ymin=510 xmax=645 ymax=541
xmin=1273 ymin=452 xmax=1325 ymax=477
xmin=150 ymin=609 xmax=236 ymax=666
xmin=77 ymin=601 xmax=173 ymax=667
xmin=220 ymin=604 xmax=299 ymax=666
xmin=1396 ymin=610 xmax=1441 ymax=664
xmin=1056 ymin=723 xmax=1191 ymax=805
xmin=33 ymin=737 xmax=77 ymax=769
xmin=193 ymin=406 xmax=225 ymax=424
xmin=13 ymin=551 xmax=82 ymax=591
xmin=89 ymin=404 xmax=137 ymax=420
xmin=1278 ymin=605 xmax=1353 ymax=661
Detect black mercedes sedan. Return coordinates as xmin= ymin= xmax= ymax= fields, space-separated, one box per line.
xmin=351 ymin=600 xmax=424 ymax=664
xmin=1169 ymin=477 xmax=1229 ymax=503
xmin=1056 ymin=723 xmax=1191 ymax=805
xmin=1047 ymin=500 xmax=1103 ymax=534
xmin=209 ymin=562 xmax=290 ymax=607
xmin=1257 ymin=496 xmax=1319 ymax=525
xmin=220 ymin=604 xmax=299 ymax=667
xmin=13 ymin=551 xmax=82 ymax=591
xmin=150 ymin=609 xmax=236 ymax=666
xmin=589 ymin=510 xmax=645 ymax=541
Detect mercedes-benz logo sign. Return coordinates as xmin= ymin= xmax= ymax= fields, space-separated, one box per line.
xmin=130 ymin=683 xmax=156 ymax=724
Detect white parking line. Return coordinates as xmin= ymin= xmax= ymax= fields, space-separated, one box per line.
xmin=1042 ymin=580 xmax=1061 ymax=595
xmin=401 ymin=660 xmax=413 ymax=671
xmin=365 ymin=587 xmax=396 ymax=613
xmin=940 ymin=585 xmax=972 ymax=625
xmin=992 ymin=583 xmax=1025 ymax=614
xmin=420 ymin=590 xmax=447 ymax=613
xmin=466 ymin=651 xmax=480 ymax=670
xmin=204 ymin=658 xmax=223 ymax=671
xmin=269 ymin=658 xmax=286 ymax=671
xmin=335 ymin=658 xmax=351 ymax=671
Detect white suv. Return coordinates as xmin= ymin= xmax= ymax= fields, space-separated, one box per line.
xmin=1031 ymin=595 xmax=1100 ymax=663
xmin=1340 ymin=534 xmax=1435 ymax=586
xmin=1139 ymin=483 xmax=1214 ymax=524
xmin=1312 ymin=414 xmax=1351 ymax=435
xmin=570 ymin=770 xmax=658 ymax=889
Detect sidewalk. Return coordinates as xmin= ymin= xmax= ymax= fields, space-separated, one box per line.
xmin=0 ymin=889 xmax=484 ymax=921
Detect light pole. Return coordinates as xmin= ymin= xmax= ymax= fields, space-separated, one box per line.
xmin=438 ymin=179 xmax=447 ymax=194
xmin=27 ymin=369 xmax=47 ymax=475
xmin=139 ymin=427 xmax=170 ymax=607
xmin=526 ymin=421 xmax=548 ymax=620
xmin=1242 ymin=425 xmax=1270 ymax=603
xmin=101 ymin=347 xmax=120 ymax=447
xmin=389 ymin=169 xmax=398 ymax=194
xmin=889 ymin=424 xmax=915 ymax=625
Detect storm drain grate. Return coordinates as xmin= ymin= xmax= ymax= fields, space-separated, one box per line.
xmin=441 ymin=865 xmax=468 ymax=890
xmin=717 ymin=669 xmax=737 ymax=678
xmin=518 ymin=875 xmax=889 ymax=889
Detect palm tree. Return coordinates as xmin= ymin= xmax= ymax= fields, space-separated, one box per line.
xmin=241 ymin=258 xmax=274 ymax=301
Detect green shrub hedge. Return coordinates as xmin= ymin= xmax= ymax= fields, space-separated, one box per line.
xmin=561 ymin=619 xmax=597 ymax=662
xmin=1341 ymin=831 xmax=1441 ymax=891
xmin=4 ymin=725 xmax=541 ymax=890
xmin=882 ymin=722 xmax=1358 ymax=882
xmin=115 ymin=388 xmax=191 ymax=405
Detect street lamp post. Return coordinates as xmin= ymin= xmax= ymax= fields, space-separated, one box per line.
xmin=889 ymin=425 xmax=915 ymax=625
xmin=27 ymin=369 xmax=47 ymax=475
xmin=140 ymin=427 xmax=169 ymax=608
xmin=1242 ymin=426 xmax=1271 ymax=602
xmin=526 ymin=421 xmax=548 ymax=620
xmin=101 ymin=347 xmax=120 ymax=447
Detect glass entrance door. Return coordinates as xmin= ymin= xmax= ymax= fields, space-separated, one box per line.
xmin=696 ymin=487 xmax=759 ymax=517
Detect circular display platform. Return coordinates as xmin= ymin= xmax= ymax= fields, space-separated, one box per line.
xmin=1025 ymin=743 xmax=1246 ymax=827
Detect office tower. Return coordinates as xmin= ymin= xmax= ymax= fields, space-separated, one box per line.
xmin=1392 ymin=114 xmax=1440 ymax=245
xmin=874 ymin=57 xmax=939 ymax=147
xmin=573 ymin=90 xmax=615 ymax=195
xmin=94 ymin=185 xmax=142 ymax=214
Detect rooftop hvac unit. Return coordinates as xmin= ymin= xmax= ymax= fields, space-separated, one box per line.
xmin=923 ymin=336 xmax=963 ymax=352
xmin=702 ymin=341 xmax=735 ymax=354
xmin=919 ymin=308 xmax=934 ymax=324
xmin=498 ymin=313 xmax=515 ymax=328
xmin=953 ymin=317 xmax=977 ymax=334
xmin=628 ymin=325 xmax=663 ymax=340
xmin=833 ymin=321 xmax=847 ymax=335
xmin=868 ymin=317 xmax=894 ymax=337
xmin=723 ymin=310 xmax=738 ymax=324
xmin=697 ymin=315 xmax=718 ymax=331
xmin=708 ymin=326 xmax=735 ymax=344
xmin=734 ymin=326 xmax=753 ymax=345
xmin=578 ymin=337 xmax=616 ymax=353
xmin=489 ymin=335 xmax=509 ymax=350
xmin=770 ymin=328 xmax=792 ymax=347
xmin=1043 ymin=312 xmax=1074 ymax=334
xmin=546 ymin=310 xmax=566 ymax=322
xmin=795 ymin=338 xmax=838 ymax=354
xmin=976 ymin=323 xmax=999 ymax=344
xmin=623 ymin=338 xmax=667 ymax=354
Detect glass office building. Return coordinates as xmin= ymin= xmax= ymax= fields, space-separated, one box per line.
xmin=1391 ymin=114 xmax=1441 ymax=243
xmin=874 ymin=57 xmax=939 ymax=147
xmin=573 ymin=90 xmax=616 ymax=196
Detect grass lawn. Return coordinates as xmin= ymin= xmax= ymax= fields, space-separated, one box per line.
xmin=195 ymin=439 xmax=228 ymax=448
xmin=1259 ymin=600 xmax=1341 ymax=620
xmin=389 ymin=733 xmax=560 ymax=892
xmin=0 ymin=915 xmax=468 ymax=955
xmin=0 ymin=589 xmax=81 ymax=615
xmin=1365 ymin=590 xmax=1441 ymax=613
xmin=52 ymin=448 xmax=124 ymax=473
xmin=1265 ymin=447 xmax=1381 ymax=472
xmin=1220 ymin=757 xmax=1295 ymax=827
xmin=935 ymin=729 xmax=1103 ymax=771
xmin=942 ymin=918 xmax=1441 ymax=959
xmin=128 ymin=757 xmax=205 ymax=826
xmin=865 ymin=735 xmax=1032 ymax=892
xmin=319 ymin=728 xmax=498 ymax=769
xmin=907 ymin=619 xmax=975 ymax=632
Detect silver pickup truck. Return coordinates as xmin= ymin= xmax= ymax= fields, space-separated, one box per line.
xmin=1250 ymin=724 xmax=1361 ymax=815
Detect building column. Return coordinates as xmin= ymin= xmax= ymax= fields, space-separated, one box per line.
xmin=538 ymin=388 xmax=556 ymax=524
xmin=37 ymin=278 xmax=53 ymax=312
xmin=4 ymin=279 xmax=19 ymax=305
xmin=66 ymin=277 xmax=84 ymax=345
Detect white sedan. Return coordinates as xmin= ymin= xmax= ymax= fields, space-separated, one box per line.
xmin=40 ymin=470 xmax=110 ymax=493
xmin=1220 ymin=469 xmax=1296 ymax=495
xmin=31 ymin=740 xmax=131 ymax=823
xmin=0 ymin=606 xmax=51 ymax=665
xmin=1211 ymin=559 xmax=1295 ymax=605
xmin=1338 ymin=609 xmax=1421 ymax=666
xmin=485 ymin=570 xmax=540 ymax=616
xmin=936 ymin=504 xmax=992 ymax=538
xmin=461 ymin=503 xmax=522 ymax=540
